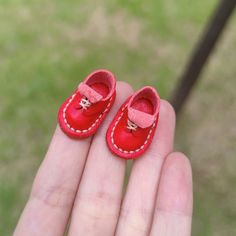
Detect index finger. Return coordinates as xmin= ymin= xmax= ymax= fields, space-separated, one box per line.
xmin=14 ymin=124 xmax=92 ymax=234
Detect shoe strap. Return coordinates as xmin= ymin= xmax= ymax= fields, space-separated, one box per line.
xmin=128 ymin=107 xmax=155 ymax=129
xmin=78 ymin=82 xmax=103 ymax=103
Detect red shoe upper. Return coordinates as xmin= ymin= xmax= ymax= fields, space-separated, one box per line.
xmin=106 ymin=86 xmax=160 ymax=159
xmin=58 ymin=69 xmax=116 ymax=138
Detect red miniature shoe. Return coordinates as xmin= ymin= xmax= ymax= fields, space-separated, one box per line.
xmin=106 ymin=86 xmax=160 ymax=159
xmin=58 ymin=69 xmax=116 ymax=138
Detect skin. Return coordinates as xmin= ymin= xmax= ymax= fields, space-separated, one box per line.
xmin=13 ymin=81 xmax=193 ymax=236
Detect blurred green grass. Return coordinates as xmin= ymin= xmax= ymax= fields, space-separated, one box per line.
xmin=1 ymin=0 xmax=236 ymax=235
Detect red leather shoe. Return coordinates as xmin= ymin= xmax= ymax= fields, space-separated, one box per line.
xmin=58 ymin=69 xmax=116 ymax=138
xmin=106 ymin=86 xmax=160 ymax=159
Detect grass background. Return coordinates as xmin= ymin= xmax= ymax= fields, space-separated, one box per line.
xmin=0 ymin=0 xmax=236 ymax=235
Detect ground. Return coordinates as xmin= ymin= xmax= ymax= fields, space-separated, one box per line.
xmin=0 ymin=0 xmax=236 ymax=235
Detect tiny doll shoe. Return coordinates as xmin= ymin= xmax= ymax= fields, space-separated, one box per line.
xmin=106 ymin=86 xmax=160 ymax=159
xmin=58 ymin=69 xmax=116 ymax=138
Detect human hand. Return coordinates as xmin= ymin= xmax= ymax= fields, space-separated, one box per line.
xmin=14 ymin=82 xmax=193 ymax=236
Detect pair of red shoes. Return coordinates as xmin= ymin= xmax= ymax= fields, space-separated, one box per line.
xmin=58 ymin=69 xmax=160 ymax=159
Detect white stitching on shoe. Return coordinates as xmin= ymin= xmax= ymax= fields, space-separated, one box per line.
xmin=110 ymin=105 xmax=156 ymax=154
xmin=63 ymin=92 xmax=112 ymax=133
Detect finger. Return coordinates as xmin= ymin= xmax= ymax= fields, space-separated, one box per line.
xmin=115 ymin=100 xmax=176 ymax=236
xmin=68 ymin=82 xmax=133 ymax=236
xmin=14 ymin=126 xmax=92 ymax=234
xmin=150 ymin=152 xmax=193 ymax=236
